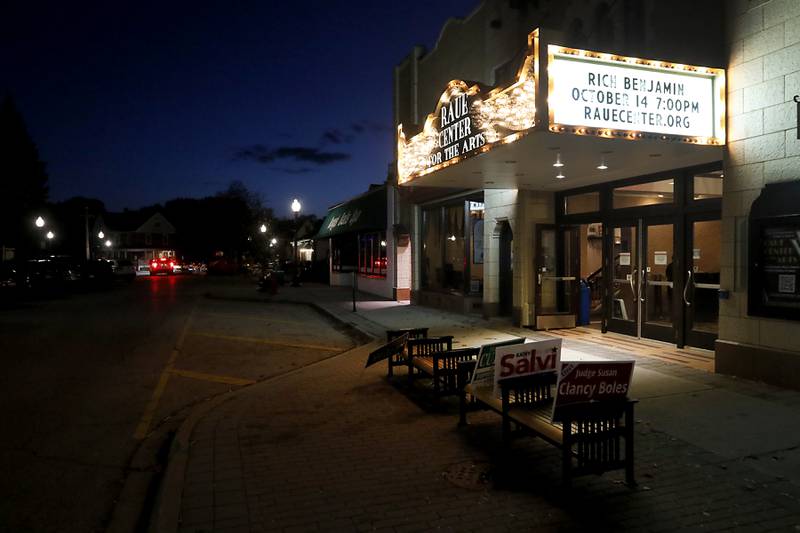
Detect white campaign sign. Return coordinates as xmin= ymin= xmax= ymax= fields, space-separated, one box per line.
xmin=549 ymin=51 xmax=718 ymax=138
xmin=493 ymin=339 xmax=562 ymax=398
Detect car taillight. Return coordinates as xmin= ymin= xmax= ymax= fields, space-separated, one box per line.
xmin=151 ymin=262 xmax=157 ymax=268
xmin=169 ymin=262 xmax=174 ymax=268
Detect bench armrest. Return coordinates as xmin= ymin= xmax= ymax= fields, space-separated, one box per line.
xmin=432 ymin=347 xmax=480 ymax=371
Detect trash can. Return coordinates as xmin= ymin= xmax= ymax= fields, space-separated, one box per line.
xmin=578 ymin=279 xmax=590 ymax=326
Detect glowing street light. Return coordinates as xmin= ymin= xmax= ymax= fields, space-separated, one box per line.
xmin=46 ymin=231 xmax=54 ymax=240
xmin=104 ymin=240 xmax=112 ymax=248
xmin=271 ymin=237 xmax=277 ymax=245
xmin=35 ymin=216 xmax=45 ymax=228
xmin=98 ymin=230 xmax=105 ymax=239
xmin=291 ymin=199 xmax=301 ymax=287
xmin=260 ymin=224 xmax=267 ymax=234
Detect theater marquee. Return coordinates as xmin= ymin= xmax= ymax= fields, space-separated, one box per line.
xmin=396 ymin=30 xmax=727 ymax=185
xmin=547 ymin=45 xmax=725 ymax=144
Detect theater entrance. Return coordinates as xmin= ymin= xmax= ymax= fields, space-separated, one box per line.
xmin=549 ymin=165 xmax=723 ymax=350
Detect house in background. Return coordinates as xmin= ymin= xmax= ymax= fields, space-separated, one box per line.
xmin=94 ymin=211 xmax=177 ymax=267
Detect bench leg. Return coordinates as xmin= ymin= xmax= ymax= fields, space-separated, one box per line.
xmin=387 ymin=355 xmax=394 ymax=378
xmin=625 ymin=404 xmax=636 ymax=486
xmin=432 ymin=367 xmax=440 ymax=404
xmin=562 ymin=416 xmax=572 ymax=488
xmin=458 ymin=388 xmax=467 ymax=427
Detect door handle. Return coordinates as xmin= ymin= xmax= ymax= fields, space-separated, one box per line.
xmin=538 ymin=273 xmax=542 ymax=285
xmin=640 ymin=268 xmax=646 ymax=302
xmin=683 ymin=269 xmax=692 ymax=307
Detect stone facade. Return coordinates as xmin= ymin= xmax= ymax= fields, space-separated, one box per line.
xmin=717 ymin=0 xmax=800 ymax=386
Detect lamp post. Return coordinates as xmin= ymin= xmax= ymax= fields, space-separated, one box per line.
xmin=291 ymin=198 xmax=301 ymax=287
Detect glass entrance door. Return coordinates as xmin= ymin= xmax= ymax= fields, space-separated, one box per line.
xmin=606 ymin=219 xmax=676 ymax=342
xmin=607 ymin=223 xmax=639 ymax=337
xmin=535 ymin=225 xmax=579 ymax=329
xmin=642 ymin=220 xmax=676 ymax=343
xmin=684 ymin=216 xmax=721 ymax=349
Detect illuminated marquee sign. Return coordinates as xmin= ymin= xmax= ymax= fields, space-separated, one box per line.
xmin=548 ymin=45 xmax=725 ymax=144
xmin=396 ymin=31 xmax=540 ymax=184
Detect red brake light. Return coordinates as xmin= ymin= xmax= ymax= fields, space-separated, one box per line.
xmin=151 ymin=261 xmax=157 ymax=267
xmin=169 ymin=262 xmax=174 ymax=268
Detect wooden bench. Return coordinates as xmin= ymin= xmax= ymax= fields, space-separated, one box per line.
xmin=410 ymin=346 xmax=481 ymax=401
xmin=405 ymin=336 xmax=454 ymax=387
xmin=385 ymin=328 xmax=429 ymax=378
xmin=458 ymin=361 xmax=636 ymax=487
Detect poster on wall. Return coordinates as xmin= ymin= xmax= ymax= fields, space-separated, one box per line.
xmin=759 ymin=226 xmax=800 ymax=309
xmin=473 ymin=219 xmax=484 ymax=264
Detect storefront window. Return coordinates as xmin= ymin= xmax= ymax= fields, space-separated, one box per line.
xmin=693 ymin=170 xmax=723 ymax=200
xmin=564 ymin=191 xmax=600 ymax=215
xmin=358 ymin=232 xmax=387 ymax=278
xmin=613 ymin=178 xmax=674 ymax=209
xmin=421 ymin=208 xmax=443 ymax=290
xmin=469 ymin=202 xmax=484 ymax=294
xmin=444 ymin=203 xmax=465 ymax=292
xmin=331 ymin=236 xmax=357 ymax=272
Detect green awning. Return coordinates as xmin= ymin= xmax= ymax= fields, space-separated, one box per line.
xmin=315 ymin=186 xmax=387 ymax=239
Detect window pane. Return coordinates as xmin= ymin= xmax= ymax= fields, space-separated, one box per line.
xmin=613 ymin=179 xmax=674 ymax=209
xmin=422 ymin=208 xmax=442 ymax=290
xmin=443 ymin=204 xmax=465 ymax=292
xmin=564 ymin=191 xmax=600 ymax=214
xmin=694 ymin=170 xmax=723 ymax=200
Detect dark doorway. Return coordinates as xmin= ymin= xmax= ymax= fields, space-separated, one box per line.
xmin=498 ymin=221 xmax=513 ymax=316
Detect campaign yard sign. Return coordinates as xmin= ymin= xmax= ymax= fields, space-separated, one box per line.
xmin=492 ymin=338 xmax=562 ymax=398
xmin=552 ymin=360 xmax=635 ymax=422
xmin=469 ymin=338 xmax=527 ymax=388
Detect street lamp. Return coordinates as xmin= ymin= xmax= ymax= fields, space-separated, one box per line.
xmin=98 ymin=230 xmax=105 ymax=239
xmin=46 ymin=231 xmax=54 ymax=240
xmin=291 ymin=199 xmax=301 ymax=287
xmin=105 ymin=240 xmax=112 ymax=248
xmin=260 ymin=224 xmax=267 ymax=234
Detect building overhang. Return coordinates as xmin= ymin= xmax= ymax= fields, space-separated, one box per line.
xmin=397 ymin=28 xmax=726 ymax=191
xmin=399 ymin=129 xmax=722 ymax=192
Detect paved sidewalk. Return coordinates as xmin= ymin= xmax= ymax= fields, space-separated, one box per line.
xmin=164 ymin=281 xmax=800 ymax=532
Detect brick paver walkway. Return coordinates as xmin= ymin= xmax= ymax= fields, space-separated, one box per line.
xmin=169 ymin=283 xmax=800 ymax=532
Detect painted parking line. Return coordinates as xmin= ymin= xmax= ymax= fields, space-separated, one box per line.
xmin=169 ymin=368 xmax=255 ymax=386
xmin=134 ymin=305 xmax=196 ymax=440
xmin=194 ymin=311 xmax=310 ymax=326
xmin=188 ymin=331 xmax=344 ymax=352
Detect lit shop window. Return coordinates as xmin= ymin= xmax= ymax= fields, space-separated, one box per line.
xmin=358 ymin=232 xmax=387 ymax=278
xmin=613 ymin=179 xmax=674 ymax=209
xmin=693 ymin=170 xmax=723 ymax=201
xmin=564 ymin=191 xmax=600 ymax=215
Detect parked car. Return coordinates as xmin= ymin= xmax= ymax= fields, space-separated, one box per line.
xmin=111 ymin=259 xmax=136 ymax=281
xmin=149 ymin=257 xmax=175 ymax=275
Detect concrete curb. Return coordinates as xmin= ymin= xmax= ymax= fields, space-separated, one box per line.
xmin=149 ymin=338 xmax=381 ymax=532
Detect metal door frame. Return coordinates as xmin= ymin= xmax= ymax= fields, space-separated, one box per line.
xmin=534 ymin=224 xmax=580 ymax=329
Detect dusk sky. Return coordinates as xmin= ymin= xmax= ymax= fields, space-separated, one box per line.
xmin=1 ymin=1 xmax=477 ymax=217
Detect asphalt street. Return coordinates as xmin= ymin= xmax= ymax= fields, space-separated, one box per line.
xmin=0 ymin=275 xmax=354 ymax=532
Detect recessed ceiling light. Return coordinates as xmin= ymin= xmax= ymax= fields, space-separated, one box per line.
xmin=553 ymin=153 xmax=564 ymax=167
xmin=556 ymin=172 xmax=565 ymax=179
xmin=597 ymin=155 xmax=608 ymax=170
xmin=658 ymin=194 xmax=665 ymax=198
